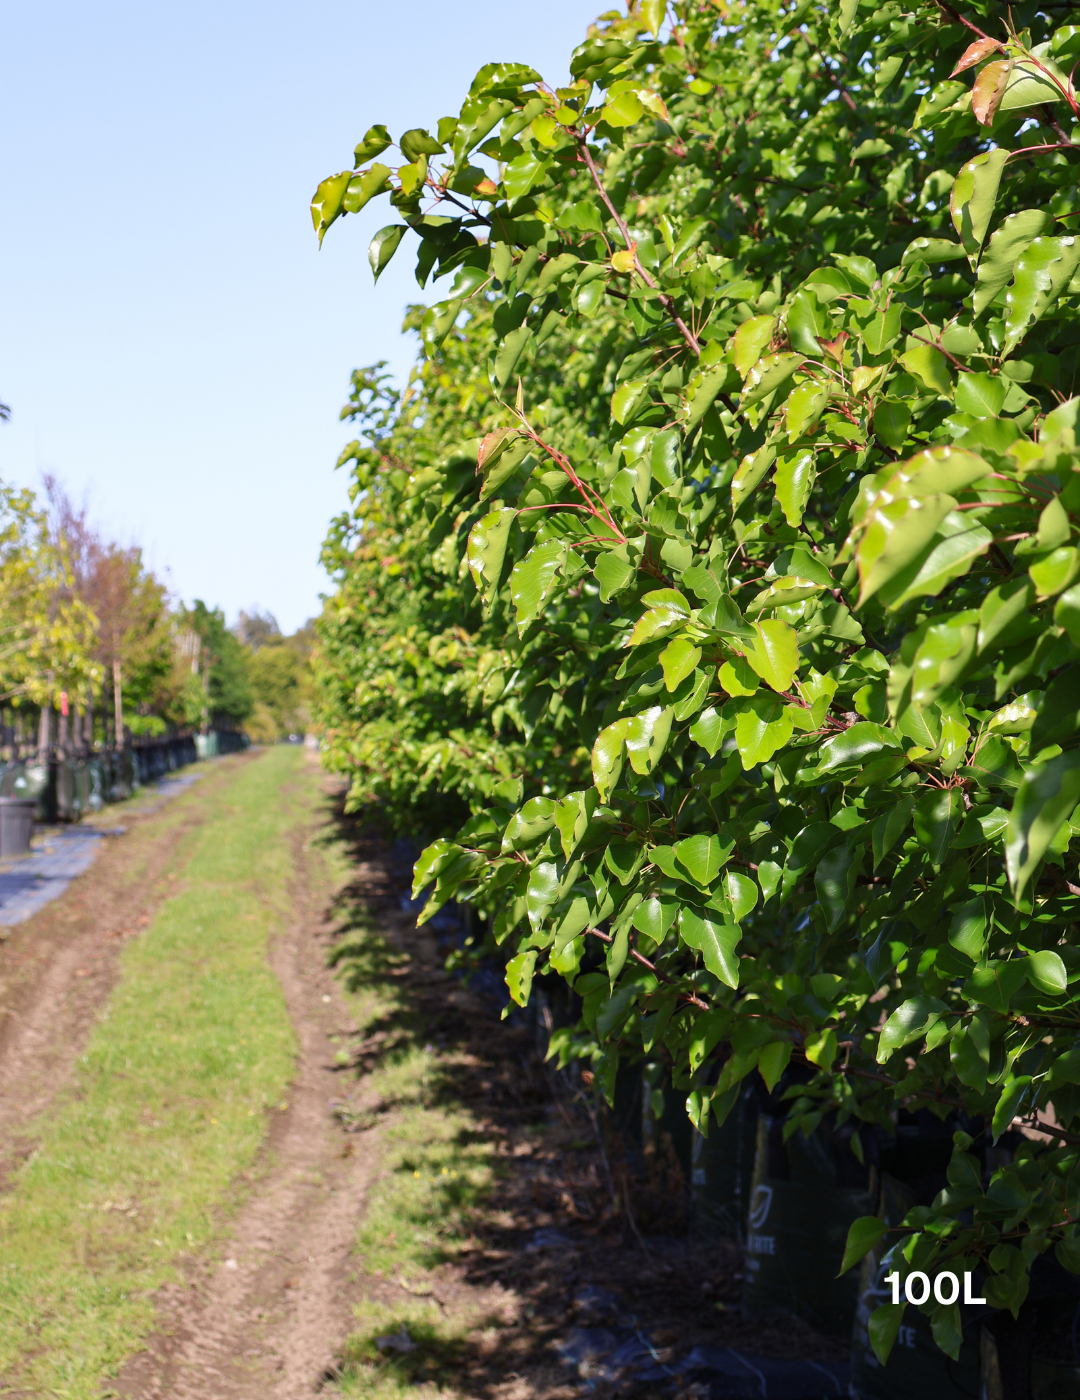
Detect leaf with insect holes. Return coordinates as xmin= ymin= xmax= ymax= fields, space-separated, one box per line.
xmin=950 ymin=148 xmax=1008 ymax=262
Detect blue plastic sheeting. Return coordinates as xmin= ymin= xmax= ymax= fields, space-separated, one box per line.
xmin=0 ymin=771 xmax=204 ymax=928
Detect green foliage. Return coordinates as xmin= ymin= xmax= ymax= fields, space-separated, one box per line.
xmin=184 ymin=601 xmax=254 ymax=728
xmin=314 ymin=0 xmax=1080 ymax=1352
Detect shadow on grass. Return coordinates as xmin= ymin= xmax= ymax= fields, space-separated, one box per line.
xmin=316 ymin=795 xmax=844 ymax=1399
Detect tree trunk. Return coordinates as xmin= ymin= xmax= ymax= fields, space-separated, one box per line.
xmin=113 ymin=655 xmax=123 ymax=746
xmin=38 ymin=703 xmax=51 ymax=760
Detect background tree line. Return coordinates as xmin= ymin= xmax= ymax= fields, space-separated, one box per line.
xmin=0 ymin=472 xmax=312 ymax=754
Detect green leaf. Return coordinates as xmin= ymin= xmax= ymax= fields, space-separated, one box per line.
xmin=343 ymin=162 xmax=392 ymax=215
xmin=626 ymin=705 xmax=673 ymax=775
xmin=1031 ymin=665 xmax=1080 ymax=753
xmin=505 ymin=950 xmax=538 ymax=1007
xmin=735 ymin=692 xmax=794 ymax=768
xmin=1030 ymin=545 xmax=1080 ymax=600
xmin=633 ymin=894 xmax=678 ymax=940
xmin=527 ymin=860 xmax=560 ymax=932
xmin=839 ymin=1216 xmax=889 ymax=1276
xmin=877 ymin=995 xmax=948 ymax=1062
xmin=949 ymin=897 xmax=989 ymax=961
xmin=660 ymin=637 xmax=701 ymax=692
xmin=1006 ymin=750 xmax=1080 ymax=899
xmin=591 ymin=718 xmax=630 ymax=801
xmin=1055 ymin=582 xmax=1080 ymax=646
xmin=954 ymin=371 xmax=1007 ymax=417
xmin=1005 ymin=236 xmax=1080 ymax=355
xmin=612 ymin=378 xmax=650 ymax=425
xmin=872 ymin=399 xmax=912 ymax=452
xmin=311 ymin=169 xmax=352 ymax=244
xmin=509 ymin=539 xmax=564 ymax=628
xmin=679 ymin=907 xmax=742 ymax=987
xmin=369 ymin=224 xmax=407 ymax=281
xmin=785 ymin=382 xmax=830 ymax=440
xmin=630 ymin=604 xmax=689 ymax=648
xmin=950 ymin=148 xmax=1008 ymax=262
xmin=673 ymin=832 xmax=727 ymax=886
xmin=873 ymin=795 xmax=916 ymax=867
xmin=466 ymin=508 xmax=516 ymax=607
xmin=594 ymin=548 xmax=635 ymax=602
xmin=973 ymin=209 xmax=1051 ymax=316
xmin=950 ymin=1014 xmax=990 ymax=1093
xmin=868 ymin=1303 xmax=907 ymax=1366
xmin=733 ymin=315 xmax=777 ymax=375
xmin=743 ymin=619 xmax=799 ymax=693
xmin=815 ymin=842 xmax=861 ymax=930
xmin=774 ymin=450 xmax=815 ymax=527
xmin=354 ymin=124 xmax=393 ymax=165
xmin=1027 ymin=949 xmax=1068 ymax=996
xmin=899 ymin=344 xmax=952 ymax=396
xmin=861 ymin=307 xmax=902 ymax=355
xmin=689 ymin=706 xmax=728 ymax=758
xmin=494 ymin=325 xmax=533 ymax=389
xmin=602 ymin=89 xmax=645 ymax=126
xmin=913 ymin=788 xmax=964 ymax=866
xmin=731 ymin=445 xmax=777 ymax=512
xmin=742 ymin=353 xmax=803 ymax=407
xmin=503 ymin=151 xmax=548 ymax=207
xmin=639 ymin=0 xmax=666 ymax=36
xmin=999 ymin=56 xmax=1076 ymax=116
xmin=724 ymin=870 xmax=758 ymax=921
xmin=992 ymin=1075 xmax=1032 ymax=1142
xmin=758 ymin=1039 xmax=792 ymax=1092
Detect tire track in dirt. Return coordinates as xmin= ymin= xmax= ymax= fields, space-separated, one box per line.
xmin=111 ymin=769 xmax=384 ymax=1399
xmin=0 ymin=756 xmax=252 ymax=1189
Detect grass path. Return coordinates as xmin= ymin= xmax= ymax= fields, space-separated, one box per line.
xmin=0 ymin=746 xmax=312 ymax=1398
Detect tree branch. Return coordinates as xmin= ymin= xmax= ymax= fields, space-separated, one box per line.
xmin=574 ymin=137 xmax=702 ymax=357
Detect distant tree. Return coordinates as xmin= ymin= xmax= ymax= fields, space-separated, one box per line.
xmin=184 ymin=601 xmax=253 ymax=729
xmin=44 ymin=476 xmax=177 ymax=739
xmin=236 ymin=609 xmax=282 ymax=652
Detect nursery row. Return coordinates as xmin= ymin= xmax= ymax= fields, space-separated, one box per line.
xmin=312 ymin=0 xmax=1080 ymax=1385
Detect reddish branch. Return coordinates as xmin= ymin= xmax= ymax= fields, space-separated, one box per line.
xmin=574 ymin=136 xmax=703 ymax=357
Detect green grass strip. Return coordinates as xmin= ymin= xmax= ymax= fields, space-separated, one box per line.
xmin=0 ymin=746 xmax=311 ymax=1398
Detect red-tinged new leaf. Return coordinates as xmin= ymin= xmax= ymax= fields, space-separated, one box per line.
xmin=951 ymin=36 xmax=1004 ymax=76
xmin=972 ymin=59 xmax=1011 ymax=125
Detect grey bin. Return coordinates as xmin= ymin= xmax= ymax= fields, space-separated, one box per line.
xmin=0 ymin=797 xmax=36 ymax=857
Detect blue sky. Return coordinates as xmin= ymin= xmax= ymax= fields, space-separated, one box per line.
xmin=1 ymin=1 xmax=597 ymax=633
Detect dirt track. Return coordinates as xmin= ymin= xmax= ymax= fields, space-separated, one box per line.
xmin=110 ymin=798 xmax=387 ymax=1399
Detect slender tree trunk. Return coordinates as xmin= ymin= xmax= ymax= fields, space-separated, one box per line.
xmin=113 ymin=652 xmax=123 ymax=746
xmin=38 ymin=702 xmax=51 ymax=761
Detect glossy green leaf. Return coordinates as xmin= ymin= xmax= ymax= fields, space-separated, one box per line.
xmin=679 ymin=907 xmax=742 ymax=987
xmin=877 ymin=995 xmax=948 ymax=1062
xmin=743 ymin=618 xmax=799 ymax=693
xmin=950 ymin=148 xmax=1008 ymax=262
xmin=1006 ymin=750 xmax=1080 ymax=899
xmin=510 ymin=539 xmax=564 ymax=628
xmin=973 ymin=209 xmax=1051 ymax=316
xmin=369 ymin=223 xmax=407 ymax=281
xmin=840 ymin=1216 xmax=889 ymax=1276
xmin=466 ymin=508 xmax=516 ymax=607
xmin=1005 ymin=236 xmax=1080 ymax=355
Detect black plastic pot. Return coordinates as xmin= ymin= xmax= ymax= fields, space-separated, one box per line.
xmin=743 ymin=1111 xmax=872 ymax=1334
xmin=0 ymin=797 xmax=36 ymax=857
